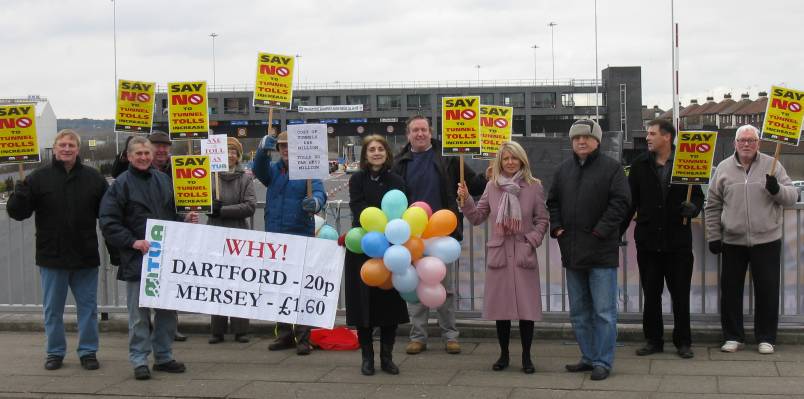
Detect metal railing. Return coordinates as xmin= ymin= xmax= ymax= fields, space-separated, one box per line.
xmin=1 ymin=202 xmax=802 ymax=323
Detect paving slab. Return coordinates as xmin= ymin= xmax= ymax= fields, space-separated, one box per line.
xmin=195 ymin=363 xmax=335 ymax=382
xmin=650 ymin=359 xmax=779 ymax=376
xmin=320 ymin=365 xmax=457 ymax=385
xmin=370 ymin=384 xmax=511 ymax=399
xmin=579 ymin=373 xmax=662 ymax=391
xmin=228 ymin=381 xmax=380 ymax=399
xmin=775 ymin=361 xmax=804 ymax=377
xmin=718 ymin=376 xmax=804 ymax=395
xmin=657 ymin=375 xmax=718 ymax=393
xmin=450 ymin=370 xmax=583 ymax=390
xmin=97 ymin=378 xmax=250 ymax=398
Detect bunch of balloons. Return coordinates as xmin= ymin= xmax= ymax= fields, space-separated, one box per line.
xmin=314 ymin=215 xmax=339 ymax=241
xmin=344 ymin=189 xmax=462 ymax=308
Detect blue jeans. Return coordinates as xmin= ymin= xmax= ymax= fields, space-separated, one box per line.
xmin=39 ymin=266 xmax=99 ymax=358
xmin=565 ymin=267 xmax=618 ymax=371
xmin=126 ymin=281 xmax=176 ymax=368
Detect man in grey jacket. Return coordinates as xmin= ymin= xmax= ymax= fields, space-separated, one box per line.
xmin=705 ymin=124 xmax=798 ymax=355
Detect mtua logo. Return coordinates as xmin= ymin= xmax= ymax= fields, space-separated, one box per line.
xmin=144 ymin=224 xmax=165 ymax=297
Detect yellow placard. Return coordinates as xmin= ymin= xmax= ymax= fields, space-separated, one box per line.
xmin=167 ymin=81 xmax=209 ymax=140
xmin=0 ymin=104 xmax=39 ymax=163
xmin=761 ymin=85 xmax=804 ymax=146
xmin=475 ymin=105 xmax=513 ymax=159
xmin=441 ymin=96 xmax=480 ymax=155
xmin=115 ymin=79 xmax=156 ymax=133
xmin=671 ymin=131 xmax=718 ymax=185
xmin=254 ymin=52 xmax=295 ymax=109
xmin=172 ymin=155 xmax=212 ymax=213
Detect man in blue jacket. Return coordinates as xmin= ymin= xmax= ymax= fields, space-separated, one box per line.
xmin=253 ymin=131 xmax=327 ymax=355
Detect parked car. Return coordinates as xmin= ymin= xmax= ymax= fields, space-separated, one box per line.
xmin=345 ymin=162 xmax=360 ymax=174
xmin=329 ymin=160 xmax=338 ymax=173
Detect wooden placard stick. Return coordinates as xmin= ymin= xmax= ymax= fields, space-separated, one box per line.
xmin=683 ymin=185 xmax=693 ymax=226
xmin=770 ymin=142 xmax=782 ymax=176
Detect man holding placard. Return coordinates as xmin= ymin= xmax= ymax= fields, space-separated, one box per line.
xmin=254 ymin=130 xmax=327 ymax=355
xmin=393 ymin=115 xmax=486 ymax=355
xmin=623 ymin=119 xmax=704 ymax=359
xmin=705 ymin=125 xmax=798 ymax=355
xmin=100 ymin=136 xmax=196 ymax=380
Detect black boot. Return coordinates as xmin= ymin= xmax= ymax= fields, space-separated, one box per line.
xmin=360 ymin=344 xmax=375 ymax=376
xmin=380 ymin=343 xmax=399 ymax=375
xmin=379 ymin=325 xmax=399 ymax=375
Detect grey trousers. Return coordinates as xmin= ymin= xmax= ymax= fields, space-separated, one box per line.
xmin=407 ymin=262 xmax=459 ymax=343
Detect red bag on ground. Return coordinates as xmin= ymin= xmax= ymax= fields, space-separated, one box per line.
xmin=310 ymin=327 xmax=360 ymax=351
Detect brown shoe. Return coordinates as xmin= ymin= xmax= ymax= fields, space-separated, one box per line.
xmin=445 ymin=341 xmax=461 ymax=354
xmin=405 ymin=341 xmax=426 ymax=355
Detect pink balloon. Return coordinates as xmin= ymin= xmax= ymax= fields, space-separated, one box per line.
xmin=417 ymin=283 xmax=447 ymax=308
xmin=415 ymin=256 xmax=447 ymax=285
xmin=410 ymin=201 xmax=433 ymax=218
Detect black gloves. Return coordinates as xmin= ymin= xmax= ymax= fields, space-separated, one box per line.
xmin=679 ymin=201 xmax=699 ymax=218
xmin=765 ymin=174 xmax=780 ymax=195
xmin=13 ymin=180 xmax=30 ymax=197
xmin=708 ymin=240 xmax=722 ymax=254
xmin=210 ymin=200 xmax=223 ymax=217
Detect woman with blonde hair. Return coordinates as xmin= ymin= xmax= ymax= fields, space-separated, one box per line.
xmin=457 ymin=141 xmax=548 ymax=374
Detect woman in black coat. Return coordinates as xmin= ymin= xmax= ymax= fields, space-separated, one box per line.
xmin=345 ymin=134 xmax=409 ymax=376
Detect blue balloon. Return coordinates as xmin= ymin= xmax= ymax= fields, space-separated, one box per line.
xmin=361 ymin=231 xmax=389 ymax=258
xmin=384 ymin=219 xmax=411 ymax=245
xmin=383 ymin=245 xmax=411 ymax=274
xmin=424 ymin=236 xmax=462 ymax=263
xmin=381 ymin=189 xmax=408 ymax=220
xmin=392 ymin=265 xmax=419 ymax=293
xmin=399 ymin=290 xmax=420 ymax=303
xmin=317 ymin=225 xmax=339 ymax=241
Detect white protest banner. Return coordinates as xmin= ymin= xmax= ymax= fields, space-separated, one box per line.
xmin=200 ymin=134 xmax=229 ymax=172
xmin=139 ymin=219 xmax=345 ymax=329
xmin=287 ymin=123 xmax=329 ymax=180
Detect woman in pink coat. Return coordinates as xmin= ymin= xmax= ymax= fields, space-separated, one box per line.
xmin=457 ymin=141 xmax=548 ymax=374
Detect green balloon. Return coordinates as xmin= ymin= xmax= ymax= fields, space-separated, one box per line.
xmin=345 ymin=227 xmax=367 ymax=254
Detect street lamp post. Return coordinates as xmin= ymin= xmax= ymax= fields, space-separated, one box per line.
xmin=475 ymin=64 xmax=481 ymax=83
xmin=549 ymin=22 xmax=557 ymax=85
xmin=531 ymin=44 xmax=539 ymax=83
xmin=295 ymin=54 xmax=302 ymax=89
xmin=112 ymin=0 xmax=119 ymax=154
xmin=594 ymin=0 xmax=600 ymax=121
xmin=209 ymin=33 xmax=218 ymax=89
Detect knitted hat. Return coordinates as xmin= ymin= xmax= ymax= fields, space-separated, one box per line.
xmin=568 ymin=119 xmax=603 ymax=142
xmin=227 ymin=137 xmax=243 ymax=157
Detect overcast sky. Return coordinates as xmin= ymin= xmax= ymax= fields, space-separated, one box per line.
xmin=3 ymin=0 xmax=802 ymax=118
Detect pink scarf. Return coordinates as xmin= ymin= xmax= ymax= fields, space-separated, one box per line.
xmin=495 ymin=171 xmax=523 ymax=235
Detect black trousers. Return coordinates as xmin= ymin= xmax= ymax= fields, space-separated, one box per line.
xmin=275 ymin=322 xmax=311 ymax=344
xmin=211 ymin=316 xmax=249 ymax=336
xmin=636 ymin=248 xmax=694 ymax=348
xmin=720 ymin=240 xmax=781 ymax=345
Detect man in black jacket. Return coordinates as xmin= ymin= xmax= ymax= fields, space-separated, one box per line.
xmin=547 ymin=120 xmax=630 ymax=381
xmin=7 ymin=130 xmax=108 ymax=371
xmin=392 ymin=115 xmax=486 ymax=355
xmin=624 ymin=119 xmax=703 ymax=359
xmin=99 ymin=136 xmax=194 ymax=380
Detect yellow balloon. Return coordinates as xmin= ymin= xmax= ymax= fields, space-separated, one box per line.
xmin=402 ymin=207 xmax=428 ymax=237
xmin=360 ymin=207 xmax=388 ymax=232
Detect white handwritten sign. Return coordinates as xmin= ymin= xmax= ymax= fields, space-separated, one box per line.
xmin=200 ymin=134 xmax=229 ymax=172
xmin=139 ymin=219 xmax=345 ymax=329
xmin=287 ymin=123 xmax=329 ymax=180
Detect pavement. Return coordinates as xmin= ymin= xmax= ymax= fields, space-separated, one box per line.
xmin=2 ymin=313 xmax=804 ymax=398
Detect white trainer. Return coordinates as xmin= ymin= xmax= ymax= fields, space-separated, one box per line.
xmin=720 ymin=340 xmax=745 ymax=353
xmin=758 ymin=342 xmax=775 ymax=354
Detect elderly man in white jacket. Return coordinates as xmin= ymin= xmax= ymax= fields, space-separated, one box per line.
xmin=705 ymin=125 xmax=798 ymax=355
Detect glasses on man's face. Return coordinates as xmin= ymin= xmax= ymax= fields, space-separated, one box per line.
xmin=736 ymin=138 xmax=758 ymax=145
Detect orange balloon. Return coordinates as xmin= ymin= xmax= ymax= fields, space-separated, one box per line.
xmin=378 ymin=273 xmax=394 ymax=290
xmin=360 ymin=258 xmax=391 ymax=287
xmin=422 ymin=209 xmax=458 ymax=238
xmin=403 ymin=237 xmax=425 ymax=262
